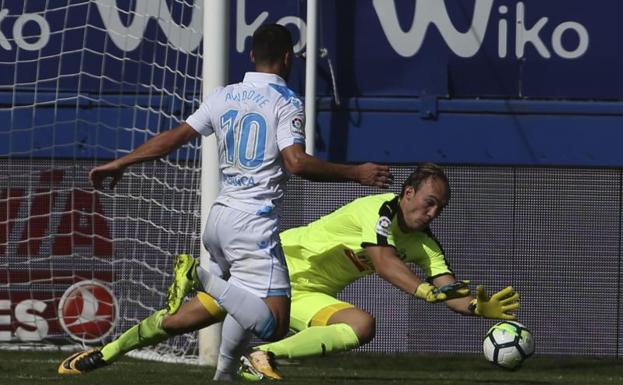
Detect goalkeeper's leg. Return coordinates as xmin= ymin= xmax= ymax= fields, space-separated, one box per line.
xmin=255 ymin=305 xmax=370 ymax=360
xmin=239 ymin=295 xmax=373 ymax=380
xmin=58 ymin=296 xmax=224 ymax=375
xmin=105 ymin=296 xmax=224 ymax=361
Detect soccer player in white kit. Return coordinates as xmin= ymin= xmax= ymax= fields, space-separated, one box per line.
xmin=58 ymin=24 xmax=393 ymax=380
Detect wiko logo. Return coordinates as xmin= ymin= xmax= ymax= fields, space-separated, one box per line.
xmin=373 ymin=0 xmax=589 ymax=59
xmin=0 ymin=0 xmax=589 ymax=61
xmin=94 ymin=0 xmax=203 ymax=53
xmin=0 ymin=0 xmax=307 ymax=55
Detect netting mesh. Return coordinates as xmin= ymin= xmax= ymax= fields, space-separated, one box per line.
xmin=0 ymin=159 xmax=202 ymax=362
xmin=0 ymin=0 xmax=204 ymax=363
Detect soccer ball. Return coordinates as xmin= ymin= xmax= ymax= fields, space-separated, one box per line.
xmin=483 ymin=321 xmax=535 ymax=369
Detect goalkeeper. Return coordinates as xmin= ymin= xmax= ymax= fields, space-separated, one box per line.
xmin=238 ymin=163 xmax=519 ymax=380
xmin=58 ymin=163 xmax=518 ymax=380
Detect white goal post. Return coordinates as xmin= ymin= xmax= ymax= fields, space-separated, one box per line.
xmin=196 ymin=0 xmax=228 ymax=367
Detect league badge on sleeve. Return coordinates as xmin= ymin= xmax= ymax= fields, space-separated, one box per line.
xmin=290 ymin=116 xmax=305 ymax=136
xmin=375 ymin=216 xmax=391 ymax=237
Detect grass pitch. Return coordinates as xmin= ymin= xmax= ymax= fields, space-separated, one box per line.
xmin=1 ymin=351 xmax=622 ymax=385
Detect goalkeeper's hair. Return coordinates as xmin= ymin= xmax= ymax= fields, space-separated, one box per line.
xmin=252 ymin=24 xmax=293 ymax=66
xmin=400 ymin=163 xmax=450 ymax=204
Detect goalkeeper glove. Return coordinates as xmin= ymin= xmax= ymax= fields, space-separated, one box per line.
xmin=469 ymin=285 xmax=520 ymax=320
xmin=414 ymin=281 xmax=470 ymax=303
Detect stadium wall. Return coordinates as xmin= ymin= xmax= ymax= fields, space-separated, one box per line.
xmin=3 ymin=93 xmax=623 ymax=166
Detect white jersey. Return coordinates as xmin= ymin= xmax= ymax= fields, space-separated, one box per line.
xmin=186 ymin=72 xmax=305 ymax=216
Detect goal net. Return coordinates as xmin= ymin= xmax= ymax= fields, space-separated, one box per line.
xmin=0 ymin=0 xmax=204 ymax=363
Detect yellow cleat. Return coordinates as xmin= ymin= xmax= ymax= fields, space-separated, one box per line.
xmin=239 ymin=350 xmax=283 ymax=381
xmin=58 ymin=349 xmax=108 ymax=375
xmin=166 ymin=253 xmax=199 ymax=314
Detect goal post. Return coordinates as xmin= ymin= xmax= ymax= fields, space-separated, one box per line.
xmin=197 ymin=0 xmax=229 ymax=367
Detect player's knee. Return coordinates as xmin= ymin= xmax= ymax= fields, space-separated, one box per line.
xmin=266 ymin=316 xmax=290 ymax=341
xmin=350 ymin=313 xmax=376 ymax=345
xmin=262 ymin=296 xmax=290 ymax=341
xmin=267 ymin=328 xmax=286 ymax=342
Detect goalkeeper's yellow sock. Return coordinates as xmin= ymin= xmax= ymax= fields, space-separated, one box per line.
xmin=100 ymin=309 xmax=170 ymax=362
xmin=257 ymin=324 xmax=359 ymax=359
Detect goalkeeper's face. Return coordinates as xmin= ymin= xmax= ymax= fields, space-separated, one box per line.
xmin=398 ymin=177 xmax=448 ymax=232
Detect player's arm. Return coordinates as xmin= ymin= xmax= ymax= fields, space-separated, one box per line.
xmin=431 ymin=275 xmax=520 ymax=320
xmin=366 ymin=245 xmax=466 ymax=303
xmin=431 ymin=274 xmax=474 ymax=315
xmin=280 ymin=144 xmax=393 ymax=188
xmin=90 ymin=122 xmax=198 ymax=189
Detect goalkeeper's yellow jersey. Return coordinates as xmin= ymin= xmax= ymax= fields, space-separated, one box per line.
xmin=282 ymin=193 xmax=453 ymax=296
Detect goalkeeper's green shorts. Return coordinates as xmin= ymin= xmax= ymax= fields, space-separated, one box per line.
xmin=289 ymin=288 xmax=354 ymax=332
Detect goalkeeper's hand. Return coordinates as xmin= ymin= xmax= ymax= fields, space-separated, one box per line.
xmin=470 ymin=285 xmax=520 ymax=320
xmin=414 ymin=281 xmax=470 ymax=303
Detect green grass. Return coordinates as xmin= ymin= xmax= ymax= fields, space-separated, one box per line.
xmin=1 ymin=351 xmax=622 ymax=385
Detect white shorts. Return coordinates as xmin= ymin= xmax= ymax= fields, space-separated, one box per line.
xmin=201 ymin=203 xmax=290 ymax=298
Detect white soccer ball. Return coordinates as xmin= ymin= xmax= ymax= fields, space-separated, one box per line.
xmin=483 ymin=321 xmax=535 ymax=369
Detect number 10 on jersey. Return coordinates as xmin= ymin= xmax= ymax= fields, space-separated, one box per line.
xmin=221 ymin=109 xmax=267 ymax=170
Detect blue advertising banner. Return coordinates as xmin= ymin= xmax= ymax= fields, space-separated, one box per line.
xmin=1 ymin=0 xmax=622 ymax=165
xmin=325 ymin=0 xmax=622 ymax=99
xmin=1 ymin=0 xmax=621 ymax=99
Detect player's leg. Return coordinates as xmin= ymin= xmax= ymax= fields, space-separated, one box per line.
xmin=237 ymin=294 xmax=289 ymax=380
xmin=261 ymin=294 xmax=290 ymax=340
xmin=103 ymin=295 xmax=225 ymax=359
xmin=239 ymin=291 xmax=363 ymax=380
xmin=172 ymin=204 xmax=289 ymax=340
xmin=58 ymin=295 xmax=224 ymax=375
xmin=202 ymin=297 xmax=286 ymax=380
xmin=213 ymin=315 xmax=254 ymax=381
xmin=162 ymin=293 xmax=226 ymax=333
xmin=200 ymin=205 xmax=291 ymax=380
xmin=325 ymin=306 xmax=375 ymax=345
xmin=253 ymin=291 xmax=366 ymax=360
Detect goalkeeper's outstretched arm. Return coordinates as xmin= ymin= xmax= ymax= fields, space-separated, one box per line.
xmin=367 ymin=245 xmax=469 ymax=303
xmin=433 ymin=274 xmax=520 ymax=320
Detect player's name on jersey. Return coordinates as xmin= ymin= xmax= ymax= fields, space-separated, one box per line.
xmin=225 ymin=90 xmax=269 ymax=108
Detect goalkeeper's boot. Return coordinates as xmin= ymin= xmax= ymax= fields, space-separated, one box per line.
xmin=239 ymin=350 xmax=283 ymax=381
xmin=58 ymin=349 xmax=108 ymax=375
xmin=166 ymin=253 xmax=199 ymax=314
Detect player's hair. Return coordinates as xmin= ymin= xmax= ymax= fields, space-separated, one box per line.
xmin=252 ymin=24 xmax=293 ymax=65
xmin=400 ymin=163 xmax=451 ymax=204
